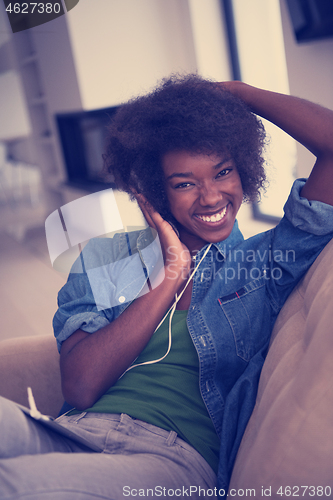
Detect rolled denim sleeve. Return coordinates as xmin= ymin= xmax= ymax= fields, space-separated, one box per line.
xmin=55 ymin=312 xmax=109 ymax=353
xmin=52 ymin=230 xmax=155 ymax=353
xmin=263 ymin=178 xmax=333 ymax=310
xmin=284 ymin=179 xmax=333 ymax=235
xmin=53 ymin=272 xmax=113 ymax=353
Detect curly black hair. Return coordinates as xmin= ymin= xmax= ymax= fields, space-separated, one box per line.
xmin=103 ymin=74 xmax=267 ymax=223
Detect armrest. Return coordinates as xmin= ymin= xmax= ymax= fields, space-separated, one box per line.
xmin=229 ymin=238 xmax=333 ymax=491
xmin=0 ymin=335 xmax=64 ymax=418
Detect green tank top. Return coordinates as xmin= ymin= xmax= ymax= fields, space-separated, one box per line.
xmin=71 ymin=309 xmax=220 ymax=473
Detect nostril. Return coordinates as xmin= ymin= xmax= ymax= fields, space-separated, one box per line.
xmin=200 ymin=190 xmax=222 ymax=206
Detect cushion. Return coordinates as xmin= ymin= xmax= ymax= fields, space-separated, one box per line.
xmin=0 ymin=335 xmax=63 ymax=418
xmin=229 ymin=238 xmax=333 ymax=492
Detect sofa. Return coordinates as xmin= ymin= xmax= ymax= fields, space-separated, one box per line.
xmin=1 ymin=238 xmax=333 ymax=498
xmin=229 ymin=237 xmax=333 ymax=497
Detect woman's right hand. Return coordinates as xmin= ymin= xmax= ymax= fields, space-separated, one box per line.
xmin=135 ymin=194 xmax=191 ymax=285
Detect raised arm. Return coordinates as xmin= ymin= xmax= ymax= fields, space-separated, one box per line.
xmin=60 ymin=201 xmax=191 ymax=411
xmin=220 ymin=81 xmax=333 ymax=206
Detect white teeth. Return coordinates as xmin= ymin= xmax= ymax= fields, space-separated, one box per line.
xmin=197 ymin=206 xmax=227 ymax=223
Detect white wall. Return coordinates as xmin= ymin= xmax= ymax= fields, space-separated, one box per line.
xmin=65 ymin=0 xmax=233 ymax=110
xmin=187 ymin=0 xmax=232 ymax=81
xmin=0 ymin=71 xmax=31 ymax=140
xmin=231 ymin=0 xmax=296 ymax=219
xmin=65 ymin=0 xmax=198 ymax=109
xmin=0 ymin=4 xmax=31 ymax=140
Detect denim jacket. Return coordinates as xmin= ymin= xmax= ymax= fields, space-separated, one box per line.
xmin=53 ymin=179 xmax=333 ymax=494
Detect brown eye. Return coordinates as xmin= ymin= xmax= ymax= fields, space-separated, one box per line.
xmin=174 ymin=182 xmax=193 ymax=189
xmin=216 ymin=168 xmax=232 ymax=178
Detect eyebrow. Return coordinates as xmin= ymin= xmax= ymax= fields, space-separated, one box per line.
xmin=166 ymin=171 xmax=193 ymax=181
xmin=165 ymin=158 xmax=231 ymax=181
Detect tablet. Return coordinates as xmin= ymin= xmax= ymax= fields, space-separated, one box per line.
xmin=16 ymin=394 xmax=103 ymax=453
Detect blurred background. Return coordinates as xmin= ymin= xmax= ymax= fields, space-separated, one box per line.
xmin=0 ymin=0 xmax=333 ymax=341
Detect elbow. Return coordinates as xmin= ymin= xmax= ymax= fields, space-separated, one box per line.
xmin=61 ymin=378 xmax=101 ymax=411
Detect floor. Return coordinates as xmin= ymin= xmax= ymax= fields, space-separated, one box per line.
xmin=0 ymin=222 xmax=66 ymax=342
xmin=0 ymin=197 xmax=275 ymax=344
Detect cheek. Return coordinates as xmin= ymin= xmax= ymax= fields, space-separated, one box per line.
xmin=170 ymin=200 xmax=185 ymax=220
xmin=167 ymin=190 xmax=187 ymax=213
xmin=230 ymin=178 xmax=243 ymax=200
xmin=235 ymin=174 xmax=244 ymax=195
xmin=165 ymin=194 xmax=182 ymax=222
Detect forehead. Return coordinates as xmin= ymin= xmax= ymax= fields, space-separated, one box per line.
xmin=162 ymin=150 xmax=229 ymax=178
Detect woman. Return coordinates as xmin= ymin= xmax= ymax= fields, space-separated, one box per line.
xmin=1 ymin=75 xmax=333 ymax=499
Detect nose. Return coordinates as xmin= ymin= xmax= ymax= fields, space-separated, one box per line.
xmin=199 ymin=183 xmax=222 ymax=207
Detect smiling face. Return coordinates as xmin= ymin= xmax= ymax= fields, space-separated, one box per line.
xmin=163 ymin=150 xmax=243 ymax=253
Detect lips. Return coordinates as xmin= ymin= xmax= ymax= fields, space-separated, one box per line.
xmin=195 ymin=205 xmax=228 ymax=223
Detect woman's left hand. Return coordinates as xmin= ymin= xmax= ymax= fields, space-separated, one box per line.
xmin=219 ymin=81 xmax=333 ymax=206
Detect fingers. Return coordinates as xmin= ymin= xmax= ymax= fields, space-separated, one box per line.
xmin=133 ymin=194 xmax=191 ymax=282
xmin=135 ymin=194 xmax=171 ymax=233
xmin=134 ymin=194 xmax=159 ymax=229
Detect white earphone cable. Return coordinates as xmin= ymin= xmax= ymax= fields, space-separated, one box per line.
xmin=122 ymin=243 xmax=212 ymax=375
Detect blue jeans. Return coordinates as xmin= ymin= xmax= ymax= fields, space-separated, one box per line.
xmin=0 ymin=396 xmax=216 ymax=499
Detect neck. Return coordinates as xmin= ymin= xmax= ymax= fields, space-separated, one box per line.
xmin=178 ymin=230 xmax=208 ymax=257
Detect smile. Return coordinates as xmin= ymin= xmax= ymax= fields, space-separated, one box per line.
xmin=195 ymin=205 xmax=228 ymax=223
